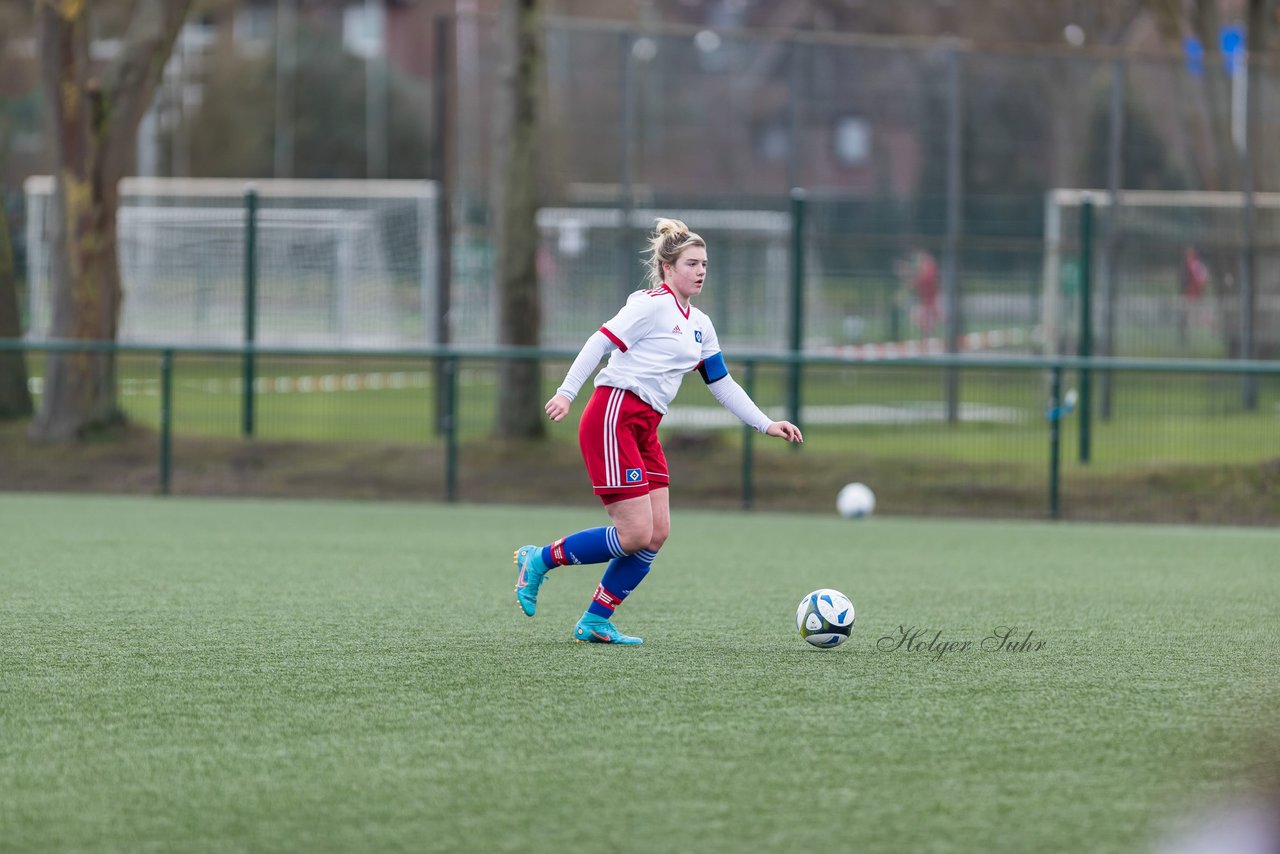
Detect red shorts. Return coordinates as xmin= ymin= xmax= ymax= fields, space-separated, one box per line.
xmin=578 ymin=386 xmax=669 ymax=505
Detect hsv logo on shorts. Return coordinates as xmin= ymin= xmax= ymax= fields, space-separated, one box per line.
xmin=626 ymin=468 xmax=643 ymax=483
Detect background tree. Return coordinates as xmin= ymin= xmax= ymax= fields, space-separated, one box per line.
xmin=1081 ymin=86 xmax=1184 ymax=191
xmin=493 ymin=0 xmax=545 ymax=439
xmin=32 ymin=0 xmax=191 ymax=441
xmin=164 ymin=22 xmax=432 ymax=179
xmin=0 ymin=201 xmax=32 ymax=418
xmin=0 ymin=0 xmax=36 ymax=418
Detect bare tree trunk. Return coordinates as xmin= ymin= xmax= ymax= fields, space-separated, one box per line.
xmin=1187 ymin=1 xmax=1239 ymax=191
xmin=493 ymin=0 xmax=544 ymax=440
xmin=30 ymin=0 xmax=191 ymax=442
xmin=1250 ymin=0 xmax=1278 ymax=192
xmin=0 ymin=201 xmax=33 ymax=418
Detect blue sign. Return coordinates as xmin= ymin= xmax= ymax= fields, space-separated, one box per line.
xmin=1183 ymin=25 xmax=1245 ymax=77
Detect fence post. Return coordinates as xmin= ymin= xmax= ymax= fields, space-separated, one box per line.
xmin=432 ymin=13 xmax=455 ymax=436
xmin=242 ymin=185 xmax=258 ymax=437
xmin=1078 ymin=196 xmax=1093 ymax=464
xmin=160 ymin=348 xmax=174 ymax=496
xmin=1048 ymin=364 xmax=1062 ymax=519
xmin=943 ymin=45 xmax=963 ymax=424
xmin=1238 ymin=43 xmax=1258 ymax=411
xmin=741 ymin=359 xmax=756 ymax=510
xmin=617 ymin=30 xmax=637 ymax=303
xmin=442 ymin=355 xmax=459 ymax=502
xmin=1099 ymin=57 xmax=1126 ymax=421
xmin=786 ymin=39 xmax=806 ymax=192
xmin=788 ymin=188 xmax=806 ymax=437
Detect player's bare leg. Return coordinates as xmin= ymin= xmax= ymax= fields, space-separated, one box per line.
xmin=604 ymin=494 xmax=654 ymax=553
xmin=644 ymin=487 xmax=671 ymax=551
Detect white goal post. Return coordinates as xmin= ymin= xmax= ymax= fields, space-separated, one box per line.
xmin=24 ymin=176 xmax=438 ymax=347
xmin=1042 ymin=188 xmax=1280 ymax=356
xmin=24 ymin=176 xmax=794 ymax=351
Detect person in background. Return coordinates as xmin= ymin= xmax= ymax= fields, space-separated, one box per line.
xmin=911 ymin=249 xmax=941 ymax=337
xmin=1179 ymin=245 xmax=1210 ymax=346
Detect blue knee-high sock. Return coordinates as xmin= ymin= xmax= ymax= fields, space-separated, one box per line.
xmin=542 ymin=526 xmax=626 ymax=569
xmin=587 ymin=549 xmax=658 ymax=619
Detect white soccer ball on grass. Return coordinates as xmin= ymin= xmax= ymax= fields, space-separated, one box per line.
xmin=836 ymin=482 xmax=876 ymax=519
xmin=796 ymin=588 xmax=856 ymax=648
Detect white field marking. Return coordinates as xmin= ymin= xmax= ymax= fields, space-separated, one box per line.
xmin=26 ymin=373 xmax=1024 ymax=425
xmin=26 ymin=372 xmax=432 ymax=397
xmin=818 ymin=327 xmax=1038 ymax=360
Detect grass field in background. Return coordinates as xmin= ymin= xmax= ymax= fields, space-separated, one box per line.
xmin=4 ymin=493 xmax=1278 ymax=853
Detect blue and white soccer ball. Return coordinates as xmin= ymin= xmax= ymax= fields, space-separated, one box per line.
xmin=796 ymin=588 xmax=856 ymax=648
xmin=836 ymin=482 xmax=876 ymax=519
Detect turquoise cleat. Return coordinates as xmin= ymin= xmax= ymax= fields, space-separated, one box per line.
xmin=514 ymin=545 xmax=549 ymax=617
xmin=573 ymin=615 xmax=643 ymax=645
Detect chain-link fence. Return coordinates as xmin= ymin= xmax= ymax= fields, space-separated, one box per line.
xmin=456 ymin=20 xmax=1280 ymax=363
xmin=7 ymin=18 xmax=1280 ymax=362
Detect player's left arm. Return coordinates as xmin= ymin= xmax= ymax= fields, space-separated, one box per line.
xmin=696 ymin=323 xmax=803 ymax=443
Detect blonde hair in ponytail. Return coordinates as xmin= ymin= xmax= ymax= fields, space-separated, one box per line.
xmin=643 ymin=218 xmax=705 ymax=289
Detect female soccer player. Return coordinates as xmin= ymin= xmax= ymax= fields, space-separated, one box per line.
xmin=513 ymin=218 xmax=803 ymax=645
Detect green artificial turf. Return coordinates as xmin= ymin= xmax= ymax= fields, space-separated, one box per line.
xmin=3 ymin=493 xmax=1278 ymax=853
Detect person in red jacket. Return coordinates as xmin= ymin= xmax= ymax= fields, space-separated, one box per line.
xmin=911 ymin=250 xmax=941 ymax=337
xmin=1180 ymin=245 xmax=1210 ymax=345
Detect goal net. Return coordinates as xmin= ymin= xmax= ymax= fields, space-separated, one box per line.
xmin=24 ymin=177 xmax=438 ymax=348
xmin=25 ymin=177 xmax=793 ymax=352
xmin=1042 ymin=188 xmax=1280 ymax=358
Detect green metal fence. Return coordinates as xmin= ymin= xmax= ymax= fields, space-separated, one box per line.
xmin=4 ymin=339 xmax=1278 ymax=524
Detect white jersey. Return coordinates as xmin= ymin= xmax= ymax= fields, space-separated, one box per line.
xmin=595 ymin=284 xmax=720 ymax=414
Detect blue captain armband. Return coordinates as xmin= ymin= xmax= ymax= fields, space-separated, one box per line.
xmin=697 ymin=352 xmax=729 ymax=384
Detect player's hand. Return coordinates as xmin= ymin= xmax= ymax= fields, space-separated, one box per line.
xmin=545 ymin=394 xmax=572 ymax=422
xmin=767 ymin=421 xmax=803 ymax=443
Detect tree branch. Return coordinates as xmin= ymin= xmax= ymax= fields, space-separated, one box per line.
xmin=1247 ymin=0 xmax=1276 ymax=52
xmin=101 ymin=0 xmax=193 ymax=176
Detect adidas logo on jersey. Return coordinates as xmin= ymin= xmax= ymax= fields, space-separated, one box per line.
xmin=672 ymin=324 xmax=682 ymax=334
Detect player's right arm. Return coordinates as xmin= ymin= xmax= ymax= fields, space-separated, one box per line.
xmin=546 ymin=297 xmax=654 ymax=422
xmin=545 ymin=331 xmax=616 ymax=421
